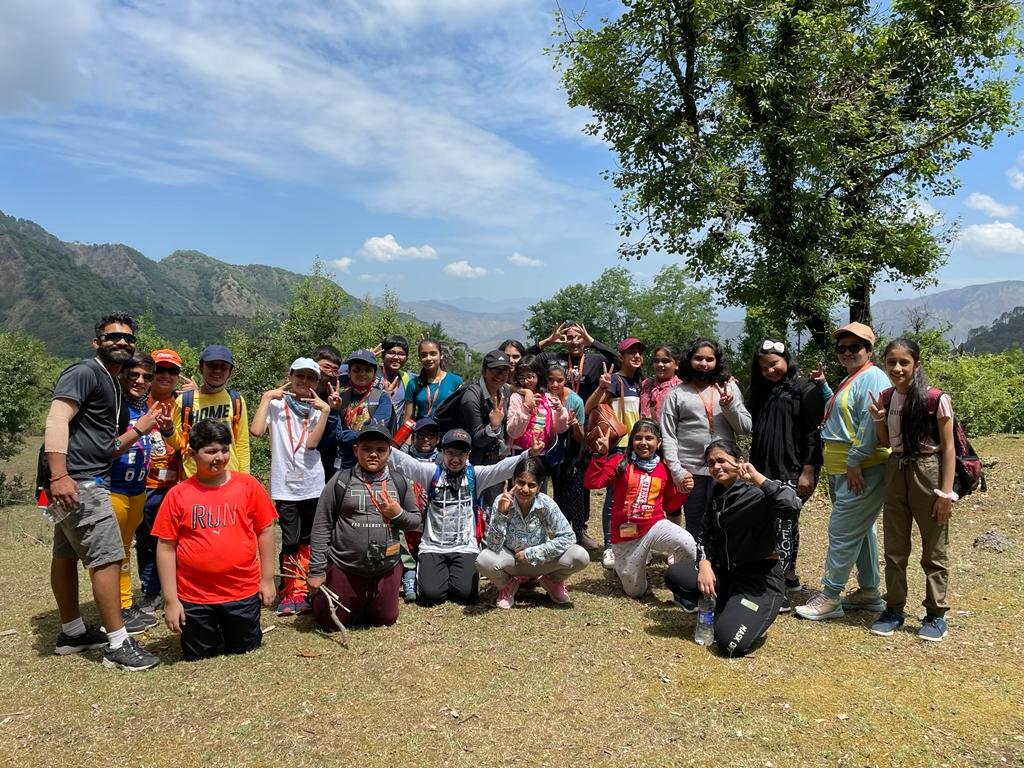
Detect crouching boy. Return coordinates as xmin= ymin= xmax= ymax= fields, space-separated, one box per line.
xmin=308 ymin=424 xmax=422 ymax=629
xmin=152 ymin=419 xmax=277 ymax=661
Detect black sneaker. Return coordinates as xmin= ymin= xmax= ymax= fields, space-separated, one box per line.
xmin=127 ymin=604 xmax=159 ymax=628
xmin=138 ymin=594 xmax=163 ymax=614
xmin=672 ymin=595 xmax=698 ymax=613
xmin=780 ymin=594 xmax=792 ymax=613
xmin=54 ymin=625 xmax=107 ymax=656
xmin=120 ymin=607 xmax=151 ymax=635
xmin=102 ymin=637 xmax=160 ymax=671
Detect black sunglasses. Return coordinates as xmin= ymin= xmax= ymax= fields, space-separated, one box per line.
xmin=100 ymin=332 xmax=137 ymax=344
xmin=835 ymin=343 xmax=865 ymax=354
xmin=154 ymin=365 xmax=181 ymax=375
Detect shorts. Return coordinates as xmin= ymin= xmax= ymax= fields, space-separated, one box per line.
xmin=180 ymin=593 xmax=263 ymax=661
xmin=52 ymin=483 xmax=124 ymax=569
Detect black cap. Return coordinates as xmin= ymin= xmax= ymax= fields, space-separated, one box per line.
xmin=414 ymin=416 xmax=439 ymax=433
xmin=483 ymin=349 xmax=512 ymax=369
xmin=440 ymin=428 xmax=472 ymax=450
xmin=354 ymin=423 xmax=393 ymax=444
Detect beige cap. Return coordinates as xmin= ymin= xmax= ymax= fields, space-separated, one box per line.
xmin=832 ymin=322 xmax=875 ymax=346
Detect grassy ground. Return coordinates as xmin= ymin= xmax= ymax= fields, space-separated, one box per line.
xmin=1 ymin=436 xmax=1022 ymax=767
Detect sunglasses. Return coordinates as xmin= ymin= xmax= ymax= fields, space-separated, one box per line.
xmin=100 ymin=332 xmax=137 ymax=344
xmin=154 ymin=365 xmax=181 ymax=375
xmin=835 ymin=343 xmax=865 ymax=354
xmin=761 ymin=340 xmax=785 ymax=354
xmin=125 ymin=371 xmax=154 ymax=381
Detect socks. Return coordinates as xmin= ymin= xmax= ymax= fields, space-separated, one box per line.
xmin=61 ymin=617 xmax=86 ymax=637
xmin=107 ymin=626 xmax=129 ymax=650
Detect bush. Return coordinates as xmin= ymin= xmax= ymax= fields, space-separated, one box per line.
xmin=0 ymin=332 xmax=55 ymax=461
xmin=928 ymin=349 xmax=1024 ymax=435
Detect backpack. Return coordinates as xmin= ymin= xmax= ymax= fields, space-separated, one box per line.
xmin=432 ymin=381 xmax=477 ymax=433
xmin=339 ymin=386 xmax=385 ymax=428
xmin=880 ymin=387 xmax=985 ymax=497
xmin=425 ymin=463 xmax=487 ymax=541
xmin=329 ymin=466 xmax=410 ymax=526
xmin=180 ymin=388 xmax=243 ymax=449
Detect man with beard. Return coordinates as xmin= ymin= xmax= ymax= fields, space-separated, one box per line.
xmin=44 ymin=312 xmax=161 ymax=670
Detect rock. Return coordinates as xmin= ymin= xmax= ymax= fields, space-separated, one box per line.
xmin=981 ymin=457 xmax=1000 ymax=468
xmin=973 ymin=530 xmax=1012 ymax=553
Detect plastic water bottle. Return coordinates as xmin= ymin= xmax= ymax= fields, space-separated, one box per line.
xmin=41 ymin=478 xmax=101 ymax=524
xmin=693 ymin=596 xmax=715 ymax=646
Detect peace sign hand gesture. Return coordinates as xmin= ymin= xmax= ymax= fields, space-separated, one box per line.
xmin=303 ymin=388 xmax=330 ymax=414
xmin=380 ymin=375 xmax=400 ymax=396
xmin=868 ymin=390 xmax=887 ymax=423
xmin=598 ymin=362 xmax=615 ymax=391
xmin=489 ymin=396 xmax=505 ymax=429
xmin=593 ymin=427 xmax=610 ymax=456
xmin=497 ymin=480 xmax=514 ymax=514
xmin=327 ymin=381 xmax=342 ymax=410
xmin=376 ymin=486 xmax=404 ymax=520
xmin=717 ymin=381 xmax=734 ymax=408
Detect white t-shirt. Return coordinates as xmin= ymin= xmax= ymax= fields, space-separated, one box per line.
xmin=266 ymin=399 xmax=326 ymax=501
xmin=886 ymin=390 xmax=953 ymax=455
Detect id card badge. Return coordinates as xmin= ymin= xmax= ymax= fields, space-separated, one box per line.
xmin=285 ymin=469 xmax=304 ymax=486
xmin=618 ymin=522 xmax=638 ymax=539
xmin=385 ymin=542 xmax=401 ymax=557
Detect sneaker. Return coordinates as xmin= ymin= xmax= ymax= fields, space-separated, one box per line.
xmin=841 ymin=587 xmax=885 ymax=612
xmin=784 ymin=575 xmax=802 ymax=592
xmin=870 ymin=609 xmax=905 ymax=637
xmin=540 ymin=575 xmax=571 ymax=604
xmin=294 ymin=595 xmax=312 ymax=615
xmin=672 ymin=595 xmax=698 ymax=613
xmin=779 ymin=594 xmax=792 ymax=613
xmin=602 ymin=548 xmax=615 ymax=570
xmin=918 ymin=615 xmax=948 ymax=642
xmin=126 ymin=604 xmax=159 ymax=628
xmin=276 ymin=596 xmax=298 ymax=617
xmin=120 ymin=606 xmax=152 ymax=635
xmin=54 ymin=624 xmax=107 ymax=656
xmin=579 ymin=531 xmax=600 ymax=551
xmin=138 ymin=594 xmax=163 ymax=614
xmin=402 ymin=570 xmax=417 ymax=603
xmin=495 ymin=580 xmax=520 ymax=609
xmin=795 ymin=592 xmax=844 ymax=621
xmin=102 ymin=636 xmax=160 ymax=671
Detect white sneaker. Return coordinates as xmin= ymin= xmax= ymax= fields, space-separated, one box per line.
xmin=795 ymin=592 xmax=844 ymax=621
xmin=602 ymin=548 xmax=615 ymax=569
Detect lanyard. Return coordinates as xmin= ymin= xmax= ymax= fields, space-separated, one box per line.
xmin=568 ymin=354 xmax=585 ymax=393
xmin=283 ymin=402 xmax=310 ymax=461
xmin=423 ymin=372 xmax=446 ymax=415
xmin=820 ymin=362 xmax=873 ymax=428
xmin=625 ymin=464 xmax=655 ymax=521
xmin=693 ymin=383 xmax=717 ymax=435
xmin=360 ymin=478 xmax=390 ymax=518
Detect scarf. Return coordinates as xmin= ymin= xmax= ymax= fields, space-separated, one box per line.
xmin=285 ymin=393 xmax=313 ymax=419
xmin=122 ymin=387 xmax=148 ymax=414
xmin=353 ymin=465 xmax=389 ymax=484
xmin=630 ymin=453 xmax=660 ymax=473
xmin=640 ymin=375 xmax=680 ymax=419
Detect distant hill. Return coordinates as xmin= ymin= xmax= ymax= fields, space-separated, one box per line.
xmin=397 ymin=299 xmax=529 ymax=352
xmin=0 ymin=211 xmax=359 ymax=356
xmin=965 ymin=306 xmax=1024 ymax=353
xmin=871 ymin=281 xmax=1024 ymax=344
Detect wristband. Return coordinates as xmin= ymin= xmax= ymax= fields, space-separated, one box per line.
xmin=131 ymin=425 xmax=145 ymax=439
xmin=871 ymin=417 xmax=886 ymax=423
xmin=933 ymin=489 xmax=958 ymax=502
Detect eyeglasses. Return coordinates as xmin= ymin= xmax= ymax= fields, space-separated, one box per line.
xmin=317 ymin=363 xmax=340 ymax=375
xmin=100 ymin=332 xmax=137 ymax=344
xmin=126 ymin=372 xmax=154 ymax=381
xmin=835 ymin=343 xmax=865 ymax=354
xmin=761 ymin=340 xmax=785 ymax=354
xmin=154 ymin=366 xmax=181 ymax=375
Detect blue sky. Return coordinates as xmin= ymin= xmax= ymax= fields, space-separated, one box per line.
xmin=1 ymin=0 xmax=1022 ymax=317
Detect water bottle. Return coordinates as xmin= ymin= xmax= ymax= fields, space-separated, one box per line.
xmin=41 ymin=478 xmax=101 ymax=525
xmin=693 ymin=596 xmax=715 ymax=646
xmin=392 ymin=418 xmax=416 ymax=446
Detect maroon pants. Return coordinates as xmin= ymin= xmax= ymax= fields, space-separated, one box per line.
xmin=312 ymin=562 xmax=402 ymax=629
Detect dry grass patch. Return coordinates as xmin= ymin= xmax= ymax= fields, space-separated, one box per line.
xmin=1 ymin=437 xmax=1023 ymax=767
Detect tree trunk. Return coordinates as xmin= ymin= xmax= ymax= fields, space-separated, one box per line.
xmin=848 ymin=273 xmax=872 ymax=326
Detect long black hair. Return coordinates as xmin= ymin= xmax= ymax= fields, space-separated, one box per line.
xmin=678 ymin=338 xmax=730 ymax=385
xmin=883 ymin=338 xmax=931 ymax=459
xmin=747 ymin=339 xmax=798 ymax=418
xmin=416 ymin=338 xmax=445 ymax=387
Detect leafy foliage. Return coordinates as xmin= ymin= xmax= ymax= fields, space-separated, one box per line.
xmin=524 ymin=265 xmax=717 ymax=350
xmin=966 ymin=305 xmax=1024 ymax=354
xmin=554 ymin=0 xmax=1022 ymax=346
xmin=0 ymin=332 xmax=54 ymax=460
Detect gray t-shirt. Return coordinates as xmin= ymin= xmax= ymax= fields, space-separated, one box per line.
xmin=52 ymin=359 xmax=124 ymax=481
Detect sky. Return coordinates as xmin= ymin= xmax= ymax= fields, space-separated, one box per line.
xmin=1 ymin=0 xmax=1023 ymax=317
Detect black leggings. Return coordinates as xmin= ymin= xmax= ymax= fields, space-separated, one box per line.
xmin=417 ymin=552 xmax=479 ymax=606
xmin=665 ymin=559 xmax=784 ymax=657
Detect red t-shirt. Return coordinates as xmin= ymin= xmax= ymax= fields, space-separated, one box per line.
xmin=584 ymin=455 xmax=687 ymax=544
xmin=151 ymin=472 xmax=277 ymax=604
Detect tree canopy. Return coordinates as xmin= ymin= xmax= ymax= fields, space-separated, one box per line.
xmin=555 ymin=0 xmax=1022 ymax=347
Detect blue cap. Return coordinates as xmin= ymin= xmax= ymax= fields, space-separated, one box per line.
xmin=414 ymin=416 xmax=439 ymax=433
xmin=199 ymin=344 xmax=234 ymax=365
xmin=345 ymin=349 xmax=378 ymax=369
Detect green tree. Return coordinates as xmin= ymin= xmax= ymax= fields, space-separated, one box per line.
xmin=555 ymin=0 xmax=1021 ymax=347
xmin=525 ymin=265 xmax=716 ymax=349
xmin=0 ymin=332 xmax=54 ymax=459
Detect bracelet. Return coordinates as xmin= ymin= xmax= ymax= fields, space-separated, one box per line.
xmin=131 ymin=425 xmax=145 ymax=439
xmin=49 ymin=473 xmax=69 ymax=483
xmin=871 ymin=417 xmax=886 ymax=423
xmin=933 ymin=488 xmax=958 ymax=502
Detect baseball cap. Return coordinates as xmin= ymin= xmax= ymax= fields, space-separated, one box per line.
xmin=151 ymin=349 xmax=182 ymax=370
xmin=289 ymin=357 xmax=321 ymax=377
xmin=440 ymin=428 xmax=472 ymax=451
xmin=414 ymin=416 xmax=439 ymax=433
xmin=353 ymin=423 xmax=393 ymax=444
xmin=618 ymin=337 xmax=646 ymax=353
xmin=199 ymin=344 xmax=234 ymax=365
xmin=346 ymin=349 xmax=379 ymax=369
xmin=832 ymin=322 xmax=875 ymax=346
xmin=483 ymin=350 xmax=512 ymax=369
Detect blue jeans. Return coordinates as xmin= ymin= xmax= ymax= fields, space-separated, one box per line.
xmin=601 ymin=448 xmax=625 ymax=548
xmin=136 ymin=487 xmax=169 ymax=597
xmin=821 ymin=464 xmax=886 ymax=597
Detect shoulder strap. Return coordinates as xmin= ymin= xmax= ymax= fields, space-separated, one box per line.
xmin=180 ymin=388 xmax=196 ymax=448
xmin=466 ymin=464 xmax=477 ymax=503
xmin=229 ymin=389 xmax=242 ymax=432
xmin=426 ymin=464 xmax=445 ymax=503
xmin=329 ymin=467 xmax=355 ymax=525
xmin=880 ymin=386 xmax=894 ymax=409
xmin=926 ymin=387 xmax=943 ymax=415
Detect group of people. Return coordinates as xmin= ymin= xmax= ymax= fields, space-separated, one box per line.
xmin=42 ymin=313 xmax=959 ymax=670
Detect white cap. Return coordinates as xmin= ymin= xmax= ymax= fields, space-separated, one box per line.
xmin=289 ymin=357 xmax=321 ymax=377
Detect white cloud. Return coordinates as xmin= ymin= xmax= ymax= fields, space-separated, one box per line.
xmin=966 ymin=192 xmax=1017 ymax=219
xmin=1008 ymin=165 xmax=1024 ymax=190
xmin=359 ymin=234 xmax=437 ymax=262
xmin=330 ymin=256 xmax=354 ymax=274
xmin=358 ymin=272 xmax=403 ymax=282
xmin=443 ymin=260 xmax=488 ymax=278
xmin=508 ymin=251 xmax=543 ymax=267
xmin=958 ymin=221 xmax=1024 ymax=254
